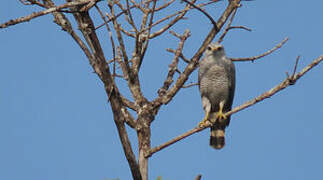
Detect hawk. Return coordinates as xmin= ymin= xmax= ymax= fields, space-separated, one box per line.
xmin=198 ymin=43 xmax=236 ymax=149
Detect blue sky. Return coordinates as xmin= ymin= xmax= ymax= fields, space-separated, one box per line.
xmin=1 ymin=0 xmax=323 ymax=180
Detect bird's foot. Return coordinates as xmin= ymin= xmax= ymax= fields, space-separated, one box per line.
xmin=215 ymin=101 xmax=227 ymax=123
xmin=199 ymin=112 xmax=210 ymax=127
xmin=215 ymin=111 xmax=227 ymax=123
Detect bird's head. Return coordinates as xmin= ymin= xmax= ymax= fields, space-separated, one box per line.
xmin=205 ymin=43 xmax=225 ymax=59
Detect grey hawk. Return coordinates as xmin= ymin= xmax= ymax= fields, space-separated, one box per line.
xmin=198 ymin=43 xmax=236 ymax=149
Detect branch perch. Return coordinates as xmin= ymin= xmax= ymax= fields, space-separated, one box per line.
xmin=146 ymin=55 xmax=323 ymax=157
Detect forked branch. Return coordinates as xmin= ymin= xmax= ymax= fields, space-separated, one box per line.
xmin=153 ymin=0 xmax=241 ymax=106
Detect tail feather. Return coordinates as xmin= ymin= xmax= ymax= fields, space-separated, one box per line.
xmin=210 ymin=125 xmax=225 ymax=149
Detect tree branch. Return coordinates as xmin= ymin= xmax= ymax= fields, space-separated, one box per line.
xmin=149 ymin=0 xmax=198 ymax=39
xmin=166 ymin=48 xmax=190 ymax=63
xmin=158 ymin=30 xmax=191 ymax=96
xmin=218 ymin=8 xmax=238 ymax=43
xmin=66 ymin=2 xmax=141 ymax=179
xmin=153 ymin=0 xmax=241 ymax=107
xmin=108 ymin=1 xmax=147 ymax=106
xmin=140 ymin=1 xmax=217 ymax=36
xmin=231 ymin=38 xmax=289 ymax=62
xmin=95 ymin=4 xmax=136 ymax=30
xmin=154 ymin=0 xmax=176 ymax=11
xmin=95 ymin=4 xmax=116 ymax=77
xmin=0 ymin=0 xmax=95 ymax=28
xmin=181 ymin=0 xmax=218 ymax=32
xmin=146 ymin=55 xmax=323 ymax=157
xmin=133 ymin=0 xmax=158 ymax=72
xmin=20 ymin=0 xmax=47 ymax=8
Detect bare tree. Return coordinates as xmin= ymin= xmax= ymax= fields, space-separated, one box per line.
xmin=1 ymin=0 xmax=322 ymax=179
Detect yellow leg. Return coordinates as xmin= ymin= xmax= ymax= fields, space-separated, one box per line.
xmin=199 ymin=110 xmax=210 ymax=127
xmin=215 ymin=101 xmax=227 ymax=122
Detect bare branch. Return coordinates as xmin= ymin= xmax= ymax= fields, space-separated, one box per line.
xmin=154 ymin=0 xmax=176 ymax=11
xmin=80 ymin=0 xmax=100 ymax=12
xmin=166 ymin=48 xmax=190 ymax=63
xmin=121 ymin=106 xmax=137 ymax=128
xmin=158 ymin=30 xmax=191 ymax=96
xmin=121 ymin=95 xmax=139 ymax=111
xmin=146 ymin=55 xmax=323 ymax=157
xmin=133 ymin=0 xmax=158 ymax=72
xmin=292 ymin=56 xmax=300 ymax=78
xmin=228 ymin=25 xmax=252 ymax=31
xmin=114 ymin=0 xmax=138 ymax=33
xmin=115 ymin=119 xmax=142 ymax=180
xmin=182 ymin=82 xmax=198 ymax=88
xmin=126 ymin=0 xmax=138 ymax=33
xmin=95 ymin=5 xmax=136 ymax=30
xmin=140 ymin=1 xmax=217 ymax=35
xmin=20 ymin=0 xmax=47 ymax=8
xmin=41 ymin=0 xmax=92 ymax=61
xmin=108 ymin=1 xmax=132 ymax=81
xmin=149 ymin=0 xmax=198 ymax=39
xmin=217 ymin=11 xmax=252 ymax=44
xmin=218 ymin=8 xmax=237 ymax=43
xmin=181 ymin=0 xmax=218 ymax=32
xmin=95 ymin=5 xmax=116 ymax=76
xmin=231 ymin=38 xmax=289 ymax=62
xmin=0 ymin=0 xmax=93 ymax=28
xmin=66 ymin=3 xmax=142 ymax=179
xmin=153 ymin=0 xmax=241 ymax=106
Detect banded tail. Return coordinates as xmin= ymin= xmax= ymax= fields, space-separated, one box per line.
xmin=210 ymin=125 xmax=225 ymax=149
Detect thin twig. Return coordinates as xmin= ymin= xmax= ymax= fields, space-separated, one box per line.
xmin=20 ymin=0 xmax=47 ymax=8
xmin=114 ymin=1 xmax=138 ymax=34
xmin=182 ymin=82 xmax=198 ymax=88
xmin=0 ymin=0 xmax=93 ymax=28
xmin=166 ymin=48 xmax=190 ymax=63
xmin=126 ymin=0 xmax=138 ymax=33
xmin=149 ymin=0 xmax=198 ymax=39
xmin=231 ymin=38 xmax=289 ymax=62
xmin=108 ymin=1 xmax=132 ymax=81
xmin=158 ymin=30 xmax=191 ymax=96
xmin=140 ymin=1 xmax=218 ymax=35
xmin=228 ymin=25 xmax=252 ymax=31
xmin=181 ymin=0 xmax=218 ymax=32
xmin=292 ymin=56 xmax=300 ymax=78
xmin=218 ymin=8 xmax=237 ymax=43
xmin=154 ymin=0 xmax=176 ymax=11
xmin=95 ymin=5 xmax=136 ymax=30
xmin=95 ymin=5 xmax=117 ymax=78
xmin=146 ymin=55 xmax=323 ymax=157
xmin=134 ymin=0 xmax=158 ymax=72
xmin=80 ymin=0 xmax=100 ymax=12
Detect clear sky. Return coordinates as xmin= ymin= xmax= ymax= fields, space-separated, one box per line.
xmin=1 ymin=0 xmax=323 ymax=180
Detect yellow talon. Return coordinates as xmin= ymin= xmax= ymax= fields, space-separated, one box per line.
xmin=199 ymin=110 xmax=210 ymax=127
xmin=215 ymin=101 xmax=227 ymax=122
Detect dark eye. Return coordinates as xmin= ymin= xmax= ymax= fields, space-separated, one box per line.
xmin=207 ymin=46 xmax=212 ymax=51
xmin=218 ymin=47 xmax=223 ymax=50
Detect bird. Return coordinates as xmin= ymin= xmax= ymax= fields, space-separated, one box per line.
xmin=198 ymin=43 xmax=236 ymax=149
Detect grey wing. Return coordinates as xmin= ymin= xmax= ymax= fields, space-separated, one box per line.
xmin=198 ymin=59 xmax=209 ymax=94
xmin=224 ymin=60 xmax=236 ymax=110
xmin=198 ymin=66 xmax=202 ymax=90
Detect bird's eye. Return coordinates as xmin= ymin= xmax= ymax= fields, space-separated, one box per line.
xmin=207 ymin=46 xmax=212 ymax=51
xmin=218 ymin=47 xmax=223 ymax=50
